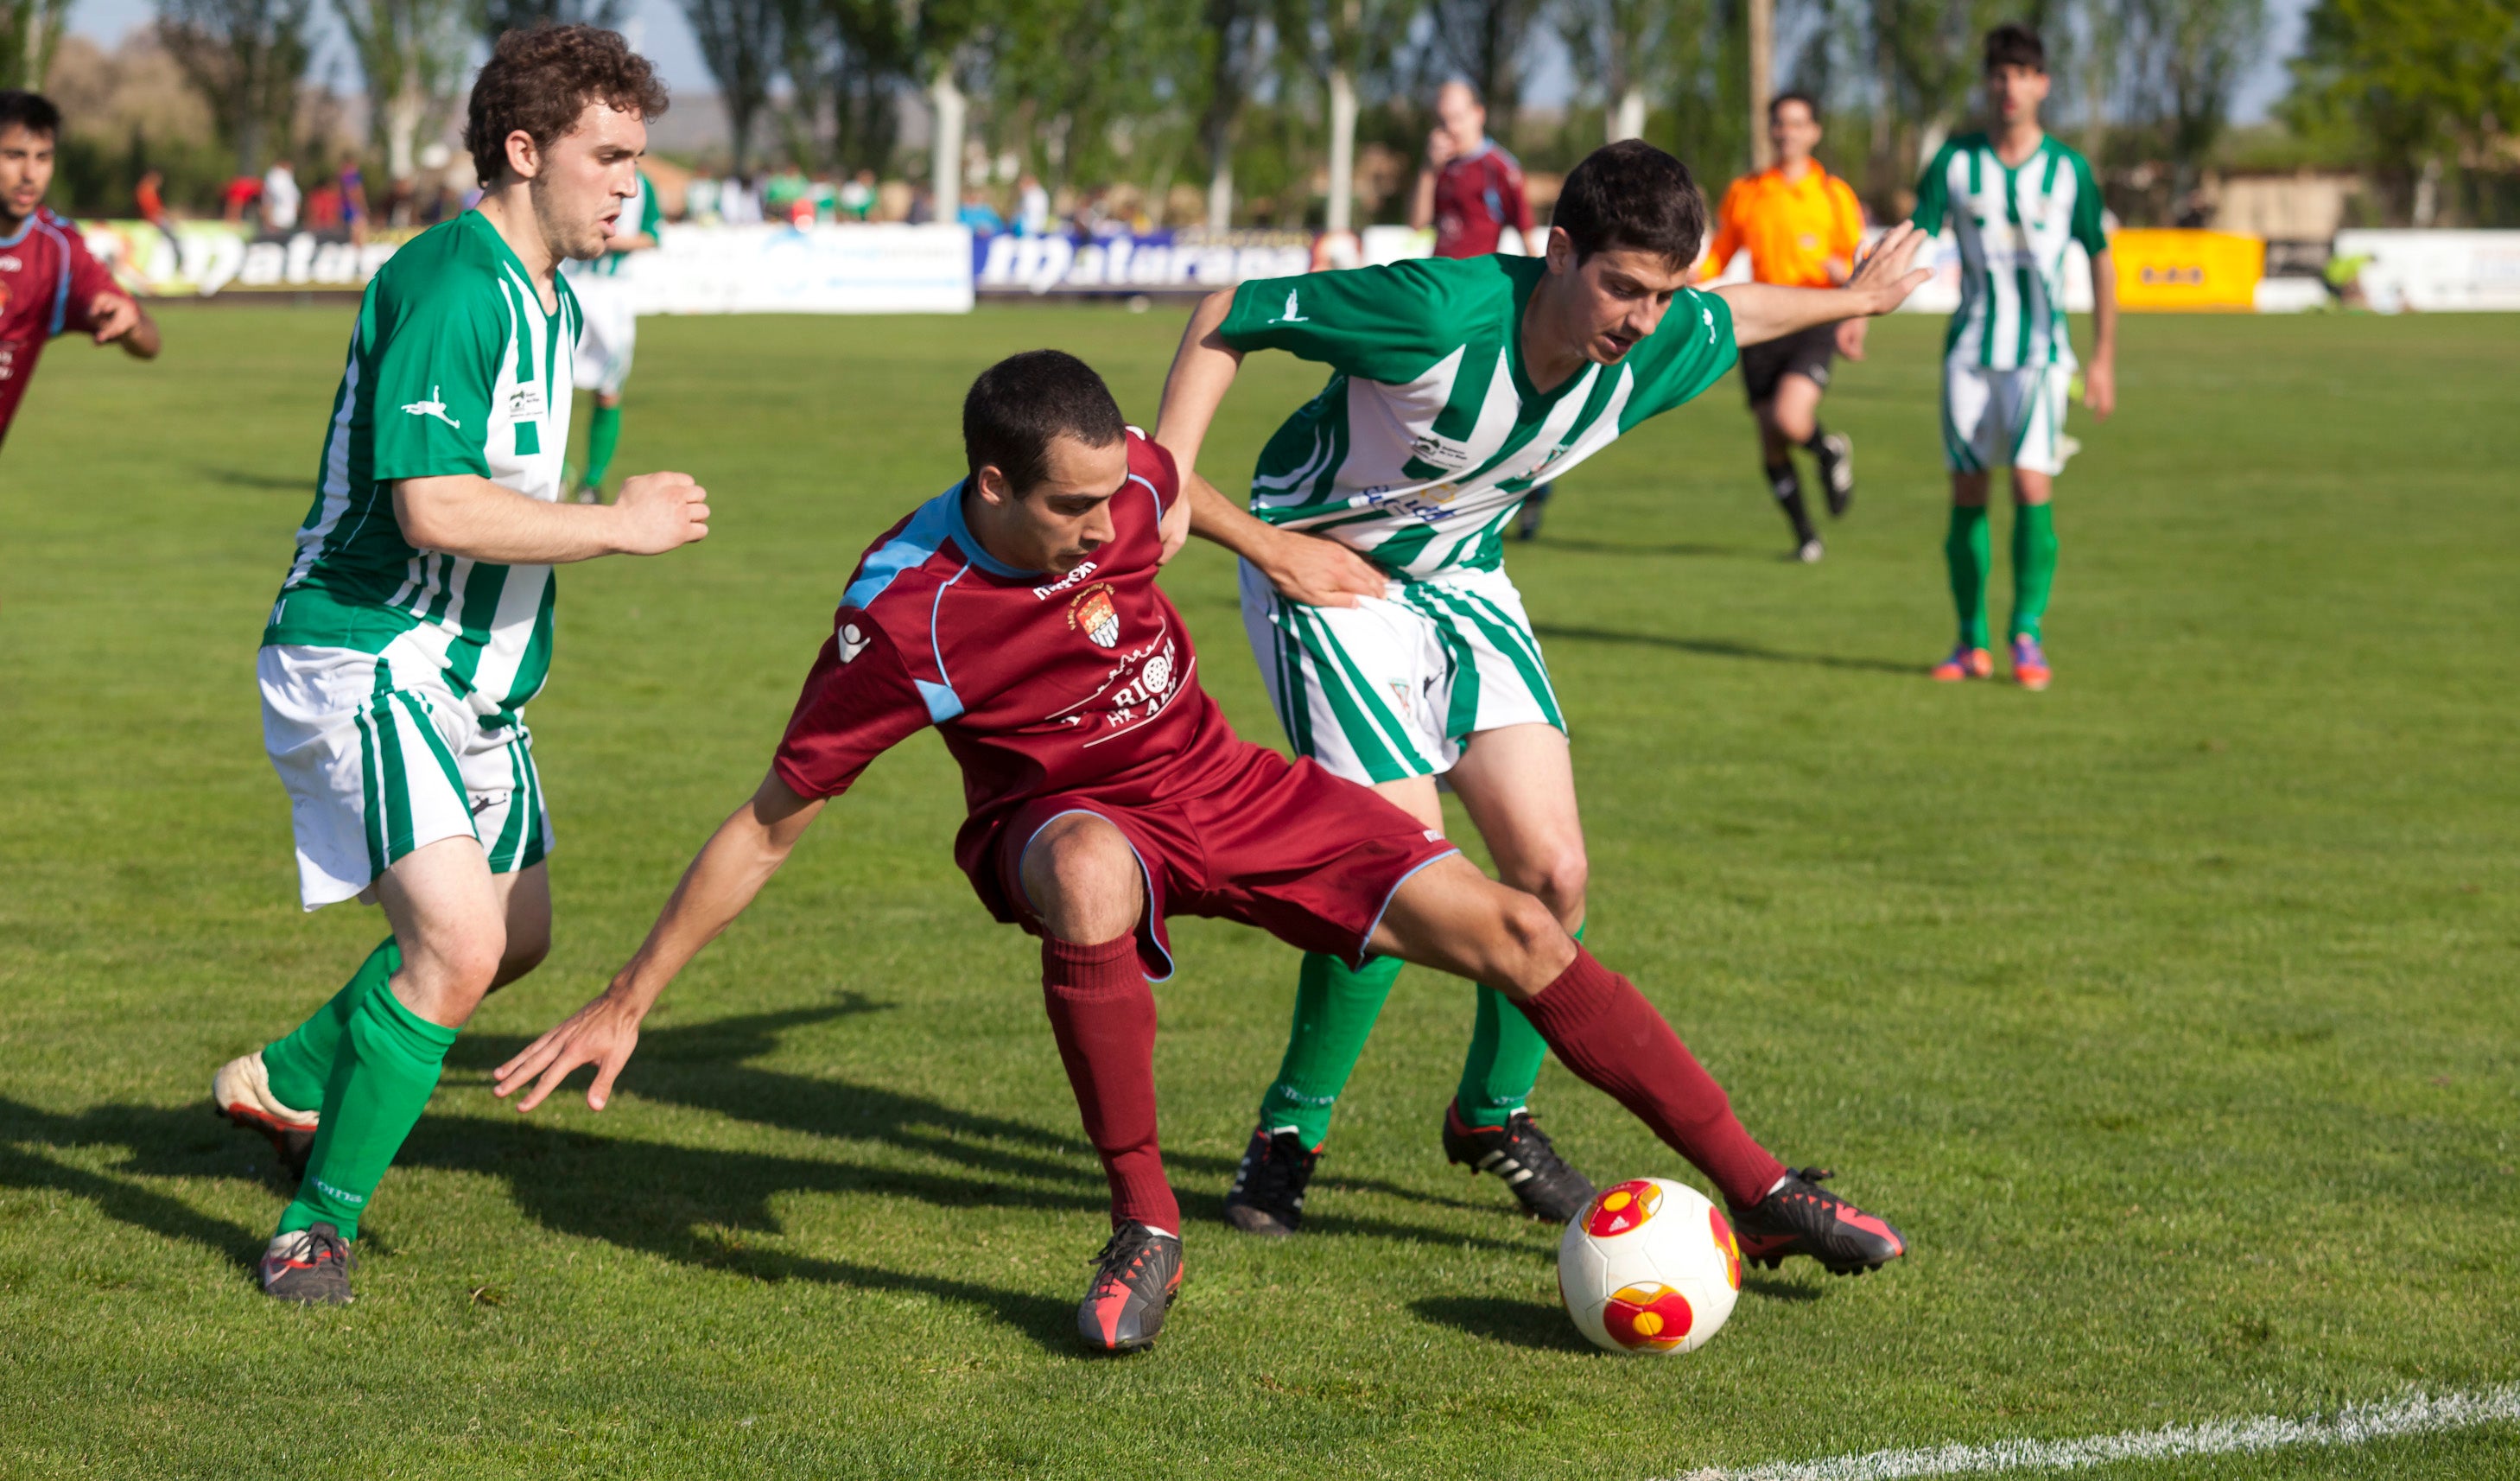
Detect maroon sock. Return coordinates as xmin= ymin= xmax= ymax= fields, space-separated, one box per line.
xmin=1040 ymin=933 xmax=1178 ymax=1233
xmin=1516 ymin=946 xmax=1788 ymax=1209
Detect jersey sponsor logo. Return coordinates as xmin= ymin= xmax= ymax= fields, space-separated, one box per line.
xmin=505 ymin=381 xmax=548 ymax=422
xmin=1277 ymin=289 xmax=1308 ymax=323
xmin=1068 ymin=584 xmax=1121 ymax=648
xmin=0 ymin=255 xmax=19 ymax=272
xmin=1408 ymin=432 xmax=1477 ymax=471
xmin=1030 ymin=559 xmax=1100 ymax=601
xmin=401 ymin=385 xmax=460 ymax=429
xmin=836 ymin=620 xmax=870 ymax=664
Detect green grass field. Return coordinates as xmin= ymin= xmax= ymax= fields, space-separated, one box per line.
xmin=2 ymin=302 xmax=2515 ymax=1479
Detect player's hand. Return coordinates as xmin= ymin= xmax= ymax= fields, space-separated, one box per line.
xmin=1157 ymin=480 xmax=1193 ymax=565
xmin=1835 ymin=317 xmax=1869 ymax=360
xmin=88 ymin=292 xmax=140 ymax=344
xmin=1260 ymin=528 xmax=1391 ymax=608
xmin=2082 ymin=357 xmax=2116 ymax=420
xmin=492 ymin=988 xmax=644 ymax=1112
xmin=611 ymin=470 xmax=709 ymax=554
xmin=1846 ymin=222 xmax=1933 ymax=316
xmin=1425 ymin=130 xmax=1455 ymax=168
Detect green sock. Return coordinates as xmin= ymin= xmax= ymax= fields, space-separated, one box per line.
xmin=1454 ymin=921 xmax=1577 ymax=1128
xmin=1946 ymin=504 xmax=1991 ymax=648
xmin=2009 ymin=501 xmax=2057 ymax=641
xmin=261 ymin=938 xmax=400 ymax=1113
xmin=583 ymin=402 xmax=622 ymax=490
xmin=277 ymin=984 xmax=458 ymax=1242
xmin=1257 ymin=952 xmax=1404 ymax=1147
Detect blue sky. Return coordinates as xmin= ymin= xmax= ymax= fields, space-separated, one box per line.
xmin=68 ymin=0 xmax=2311 ymax=128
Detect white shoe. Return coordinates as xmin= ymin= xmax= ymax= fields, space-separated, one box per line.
xmin=213 ymin=1052 xmax=320 ymax=1176
xmin=1794 ymin=537 xmax=1825 ymax=563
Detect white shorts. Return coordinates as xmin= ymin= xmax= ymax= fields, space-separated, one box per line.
xmin=1240 ymin=559 xmax=1565 ymax=785
xmin=571 ymin=274 xmax=637 ymax=397
xmin=260 ymin=645 xmax=551 ymax=911
xmin=1943 ymin=362 xmax=2076 ymax=476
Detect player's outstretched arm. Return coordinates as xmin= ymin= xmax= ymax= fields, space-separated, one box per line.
xmin=1156 ymin=289 xmax=1389 ymax=609
xmin=2084 ymin=249 xmax=2117 ymax=419
xmin=88 ymin=292 xmax=159 ymax=359
xmin=1717 ymin=219 xmax=1933 ymax=347
xmin=395 ymin=467 xmax=708 ymax=565
xmin=494 ymin=772 xmax=826 ymax=1112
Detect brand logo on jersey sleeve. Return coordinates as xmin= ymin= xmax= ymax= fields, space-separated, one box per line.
xmin=836 ymin=621 xmax=870 ymax=664
xmin=401 ymin=385 xmax=460 ymax=429
xmin=1278 ymin=289 xmax=1308 ymax=323
xmin=1068 ymin=584 xmax=1121 ymax=648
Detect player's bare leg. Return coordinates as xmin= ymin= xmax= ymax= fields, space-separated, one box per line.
xmin=1367 ymin=856 xmax=1907 ymax=1274
xmin=1019 ymin=813 xmax=1184 ymax=1353
xmin=1757 ymin=372 xmax=1849 ymax=555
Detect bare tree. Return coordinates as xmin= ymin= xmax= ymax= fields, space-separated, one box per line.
xmin=682 ymin=0 xmax=782 ymax=170
xmin=1423 ymin=0 xmax=1545 ymax=137
xmin=2117 ymin=0 xmax=2266 ymax=197
xmin=0 ymin=0 xmax=73 ymax=90
xmin=1199 ymin=0 xmax=1267 ymax=226
xmin=1559 ymin=0 xmax=1678 ymax=143
xmin=157 ymin=0 xmax=317 ymax=175
xmin=338 ymin=0 xmax=471 ymax=183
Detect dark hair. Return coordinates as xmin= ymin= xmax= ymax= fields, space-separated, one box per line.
xmin=1549 ymin=139 xmax=1708 ymax=269
xmin=466 ymin=25 xmax=669 ymax=188
xmin=0 ymin=90 xmax=62 ymax=140
xmin=963 ymin=350 xmax=1127 ymax=495
xmin=1768 ymin=90 xmax=1819 ymax=124
xmin=1984 ymin=22 xmax=2046 ymax=74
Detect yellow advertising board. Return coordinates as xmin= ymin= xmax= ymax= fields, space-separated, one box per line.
xmin=2112 ymin=228 xmax=2264 ymax=311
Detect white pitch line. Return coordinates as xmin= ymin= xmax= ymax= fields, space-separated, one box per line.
xmin=1677 ymin=1385 xmax=2520 ymax=1481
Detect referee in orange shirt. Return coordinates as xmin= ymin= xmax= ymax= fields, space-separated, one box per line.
xmin=1694 ymin=92 xmax=1867 ymax=561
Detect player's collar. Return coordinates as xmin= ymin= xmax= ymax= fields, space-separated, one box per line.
xmin=943 ymin=480 xmax=1050 ymax=580
xmin=0 ymin=210 xmax=43 ymax=248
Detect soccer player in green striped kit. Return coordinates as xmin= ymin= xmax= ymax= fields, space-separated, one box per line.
xmin=1157 ymin=140 xmax=1933 ymax=1233
xmin=208 ymin=27 xmax=710 ymax=1304
xmin=1915 ymin=23 xmax=2117 ymax=690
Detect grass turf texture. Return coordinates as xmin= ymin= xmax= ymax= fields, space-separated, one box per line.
xmin=1 ymin=304 xmax=2514 ymax=1479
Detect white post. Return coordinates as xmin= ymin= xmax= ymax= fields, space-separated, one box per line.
xmin=930 ymin=67 xmax=965 ymax=224
xmin=1610 ymin=86 xmax=1646 ymax=144
xmin=1207 ymin=161 xmax=1234 ymax=231
xmin=1326 ymin=65 xmax=1357 ymax=233
xmin=1748 ymin=0 xmax=1773 ymax=170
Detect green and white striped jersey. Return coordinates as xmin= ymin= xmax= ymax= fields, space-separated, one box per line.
xmin=1218 ymin=255 xmax=1738 ymax=580
xmin=569 ymin=170 xmax=661 ymax=279
xmin=1911 ymin=132 xmax=2109 ymax=370
xmin=263 ymin=209 xmax=580 ymax=722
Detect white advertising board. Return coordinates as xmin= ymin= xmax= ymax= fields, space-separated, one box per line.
xmin=2333 ymin=230 xmax=2520 ymax=313
xmin=623 ymin=223 xmax=974 ymax=314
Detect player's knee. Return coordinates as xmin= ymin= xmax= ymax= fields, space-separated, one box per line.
xmin=412 ymin=930 xmax=505 ymax=1001
xmin=1486 ymin=887 xmax=1575 ymax=998
xmin=490 ymin=932 xmax=549 ymax=992
xmin=1513 ymin=849 xmax=1588 ymax=925
xmin=1025 ymin=815 xmax=1145 ymax=944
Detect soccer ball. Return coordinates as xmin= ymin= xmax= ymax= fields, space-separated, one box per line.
xmin=1558 ymin=1177 xmax=1742 ymax=1355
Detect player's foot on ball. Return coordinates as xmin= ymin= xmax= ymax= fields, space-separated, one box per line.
xmin=1931 ymin=645 xmax=1994 ymax=682
xmin=213 ymin=1050 xmax=318 ymax=1179
xmin=1729 ymin=1167 xmax=1907 ymax=1275
xmin=1222 ymin=1125 xmax=1318 ymax=1236
xmin=2010 ymin=635 xmax=2051 ymax=690
xmin=259 ymin=1222 xmax=354 ymax=1305
xmin=1441 ymin=1102 xmax=1596 ymax=1223
xmin=1793 ymin=537 xmax=1825 ymax=563
xmin=1076 ymin=1220 xmax=1182 ymax=1353
xmin=1815 ymin=432 xmax=1855 ymax=517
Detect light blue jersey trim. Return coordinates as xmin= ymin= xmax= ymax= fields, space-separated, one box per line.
xmin=842 ymin=489 xmax=960 ymax=611
xmin=942 ymin=482 xmax=1045 ymax=580
xmin=1357 ymin=848 xmax=1463 ymax=967
xmin=915 ymin=679 xmax=964 ymax=722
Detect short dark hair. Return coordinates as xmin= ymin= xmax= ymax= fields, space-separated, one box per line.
xmin=0 ymin=90 xmax=63 ymax=140
xmin=1984 ymin=22 xmax=2046 ymax=74
xmin=1549 ymin=139 xmax=1708 ymax=270
xmin=466 ymin=25 xmax=669 ymax=188
xmin=963 ymin=350 xmax=1128 ymax=495
xmin=1768 ymin=90 xmax=1819 ymax=124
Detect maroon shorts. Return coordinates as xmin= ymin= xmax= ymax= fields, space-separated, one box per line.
xmin=974 ymin=740 xmax=1459 ymax=980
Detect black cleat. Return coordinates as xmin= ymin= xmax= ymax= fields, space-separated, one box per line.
xmin=1729 ymin=1166 xmax=1907 ymax=1274
xmin=259 ymin=1222 xmax=354 ymax=1305
xmin=1514 ymin=482 xmax=1554 ymax=540
xmin=1441 ymin=1102 xmax=1596 ymax=1223
xmin=1076 ymin=1220 xmax=1182 ymax=1353
xmin=1222 ymin=1126 xmax=1318 ymax=1236
xmin=1814 ymin=432 xmax=1855 ymax=518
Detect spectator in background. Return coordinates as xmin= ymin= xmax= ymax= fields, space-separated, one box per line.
xmin=906 ymin=187 xmax=933 ymax=225
xmin=837 ymin=168 xmax=875 ymax=221
xmin=1014 ymin=172 xmax=1051 ymax=236
xmin=686 ymin=175 xmax=720 ymax=222
xmin=957 ymin=188 xmax=1004 ymax=234
xmin=305 ymin=179 xmax=342 ymax=232
xmin=221 ymin=174 xmax=260 ymax=222
xmin=724 ymin=174 xmax=761 ymax=224
xmin=134 ymin=168 xmax=181 ymax=256
xmin=337 ymin=152 xmax=368 ymax=245
xmin=262 ymin=158 xmax=299 ymax=232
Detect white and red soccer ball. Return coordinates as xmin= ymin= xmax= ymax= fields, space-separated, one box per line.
xmin=1558 ymin=1177 xmax=1742 ymax=1355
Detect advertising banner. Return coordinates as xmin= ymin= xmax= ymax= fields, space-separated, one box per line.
xmin=82 ymin=220 xmax=415 ymax=296
xmin=2111 ymin=229 xmax=2265 ymax=311
xmin=624 ymin=223 xmax=973 ymax=314
xmin=2331 ymin=230 xmax=2520 ymax=313
xmin=974 ymin=228 xmax=1316 ymax=296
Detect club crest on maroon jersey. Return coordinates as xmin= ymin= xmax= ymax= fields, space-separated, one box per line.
xmin=1068 ymin=585 xmax=1121 ymax=649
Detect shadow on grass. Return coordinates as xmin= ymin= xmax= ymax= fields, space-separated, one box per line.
xmin=199 ymin=466 xmax=309 ymax=493
xmin=1743 ymin=1274 xmax=1823 ymax=1303
xmin=1407 ymin=1293 xmax=1595 ymax=1352
xmin=0 ymin=1099 xmax=269 ymax=1269
xmin=1529 ymin=537 xmax=1763 ymax=561
xmin=1533 ymin=623 xmax=1920 ymax=676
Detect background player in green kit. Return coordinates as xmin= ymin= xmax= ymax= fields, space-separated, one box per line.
xmin=1915 ymin=24 xmax=2117 ymax=691
xmin=1155 ymin=140 xmax=1933 ymax=1233
xmin=208 ymin=26 xmax=710 ymax=1304
xmin=566 ymin=163 xmax=661 ymax=503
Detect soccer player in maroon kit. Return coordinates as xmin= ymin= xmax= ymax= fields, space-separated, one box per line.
xmin=495 ymin=351 xmax=1907 ymax=1353
xmin=0 ymin=91 xmax=159 ymax=450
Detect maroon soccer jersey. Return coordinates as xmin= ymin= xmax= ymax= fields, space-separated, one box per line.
xmin=0 ymin=208 xmax=123 ymax=447
xmin=773 ymin=428 xmax=1457 ymax=976
xmin=1431 ymin=142 xmax=1534 ymax=259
